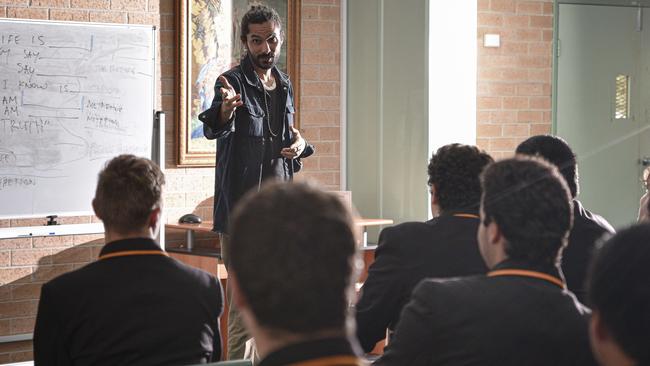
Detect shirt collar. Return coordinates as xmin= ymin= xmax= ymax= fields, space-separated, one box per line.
xmin=441 ymin=208 xmax=480 ymax=217
xmin=99 ymin=237 xmax=162 ymax=257
xmin=427 ymin=208 xmax=480 ymax=226
xmin=258 ymin=337 xmax=360 ymax=366
xmin=491 ymin=258 xmax=565 ymax=284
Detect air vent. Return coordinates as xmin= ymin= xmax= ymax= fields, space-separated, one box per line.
xmin=615 ymin=74 xmax=630 ymax=120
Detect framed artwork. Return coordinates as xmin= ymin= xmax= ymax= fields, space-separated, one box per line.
xmin=177 ymin=0 xmax=301 ymax=166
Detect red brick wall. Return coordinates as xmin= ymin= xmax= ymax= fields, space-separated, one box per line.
xmin=476 ymin=0 xmax=554 ymax=159
xmin=0 ymin=217 xmax=105 ymax=363
xmin=294 ymin=0 xmax=341 ymax=190
xmin=0 ymin=0 xmax=341 ymax=361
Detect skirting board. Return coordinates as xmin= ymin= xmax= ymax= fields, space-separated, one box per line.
xmin=0 ymin=223 xmax=104 ymax=239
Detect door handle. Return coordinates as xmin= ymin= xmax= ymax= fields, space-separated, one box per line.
xmin=641 ymin=157 xmax=650 ymax=167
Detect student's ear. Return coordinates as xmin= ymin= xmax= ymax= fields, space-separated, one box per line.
xmin=92 ymin=198 xmax=102 ymax=220
xmin=589 ymin=311 xmax=608 ymax=363
xmin=430 ymin=186 xmax=440 ymax=216
xmin=487 ymin=220 xmax=502 ymax=246
xmin=148 ymin=207 xmax=161 ymax=228
xmin=590 ymin=311 xmax=609 ymax=342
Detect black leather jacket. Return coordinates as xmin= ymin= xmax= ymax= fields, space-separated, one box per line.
xmin=198 ymin=56 xmax=313 ymax=233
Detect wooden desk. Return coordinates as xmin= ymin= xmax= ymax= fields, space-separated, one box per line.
xmin=166 ymin=221 xmax=215 ymax=252
xmin=166 ymin=218 xmax=393 ymax=251
xmin=355 ymin=218 xmax=393 ymax=247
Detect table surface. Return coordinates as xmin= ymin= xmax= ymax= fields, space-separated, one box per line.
xmin=166 ymin=218 xmax=394 ymax=232
xmin=166 ymin=221 xmax=214 ymax=232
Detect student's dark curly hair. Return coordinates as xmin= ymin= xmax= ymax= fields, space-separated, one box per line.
xmin=516 ymin=135 xmax=578 ymax=198
xmin=587 ymin=224 xmax=650 ymax=365
xmin=240 ymin=4 xmax=283 ymax=43
xmin=481 ymin=157 xmax=573 ymax=265
xmin=427 ymin=144 xmax=493 ymax=212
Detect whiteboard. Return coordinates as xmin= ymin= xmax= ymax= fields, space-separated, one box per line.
xmin=0 ymin=19 xmax=156 ymax=219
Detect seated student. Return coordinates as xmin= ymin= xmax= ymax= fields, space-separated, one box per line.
xmin=516 ymin=135 xmax=614 ymax=302
xmin=355 ymin=144 xmax=492 ymax=352
xmin=376 ymin=157 xmax=596 ymax=366
xmin=587 ymin=224 xmax=650 ymax=366
xmin=33 ymin=155 xmax=223 ymax=366
xmin=228 ymin=182 xmax=365 ymax=366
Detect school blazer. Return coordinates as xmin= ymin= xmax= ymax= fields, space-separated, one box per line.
xmin=33 ymin=238 xmax=223 ymax=366
xmin=355 ymin=211 xmax=488 ymax=352
xmin=375 ymin=260 xmax=597 ymax=366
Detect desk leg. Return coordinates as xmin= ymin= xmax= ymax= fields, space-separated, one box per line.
xmin=185 ymin=230 xmax=195 ymax=250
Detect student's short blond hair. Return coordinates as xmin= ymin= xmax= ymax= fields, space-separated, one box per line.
xmin=94 ymin=155 xmax=165 ymax=234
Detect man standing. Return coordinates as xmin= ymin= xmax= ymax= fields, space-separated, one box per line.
xmin=198 ymin=5 xmax=313 ymax=359
xmin=376 ymin=157 xmax=596 ymax=366
xmin=516 ymin=135 xmax=615 ymax=301
xmin=228 ymin=182 xmax=365 ymax=366
xmin=34 ymin=155 xmax=223 ymax=365
xmin=355 ymin=144 xmax=492 ymax=352
xmin=198 ymin=4 xmax=313 ymax=235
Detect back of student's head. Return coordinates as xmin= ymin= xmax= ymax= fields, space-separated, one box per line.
xmin=516 ymin=135 xmax=578 ymax=198
xmin=93 ymin=155 xmax=165 ymax=234
xmin=480 ymin=157 xmax=573 ymax=265
xmin=427 ymin=143 xmax=493 ymax=212
xmin=229 ymin=181 xmax=357 ymax=334
xmin=587 ymin=224 xmax=650 ymax=365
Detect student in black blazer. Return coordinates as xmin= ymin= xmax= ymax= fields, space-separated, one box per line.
xmin=376 ymin=157 xmax=597 ymax=366
xmin=516 ymin=135 xmax=615 ymax=302
xmin=355 ymin=144 xmax=493 ymax=353
xmin=33 ymin=155 xmax=223 ymax=366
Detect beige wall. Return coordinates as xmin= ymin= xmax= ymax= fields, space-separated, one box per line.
xmin=346 ymin=0 xmax=429 ymax=227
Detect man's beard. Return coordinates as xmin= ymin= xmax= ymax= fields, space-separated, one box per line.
xmin=249 ymin=52 xmax=277 ymax=70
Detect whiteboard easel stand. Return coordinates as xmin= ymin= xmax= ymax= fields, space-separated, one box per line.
xmin=154 ymin=111 xmax=165 ymax=249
